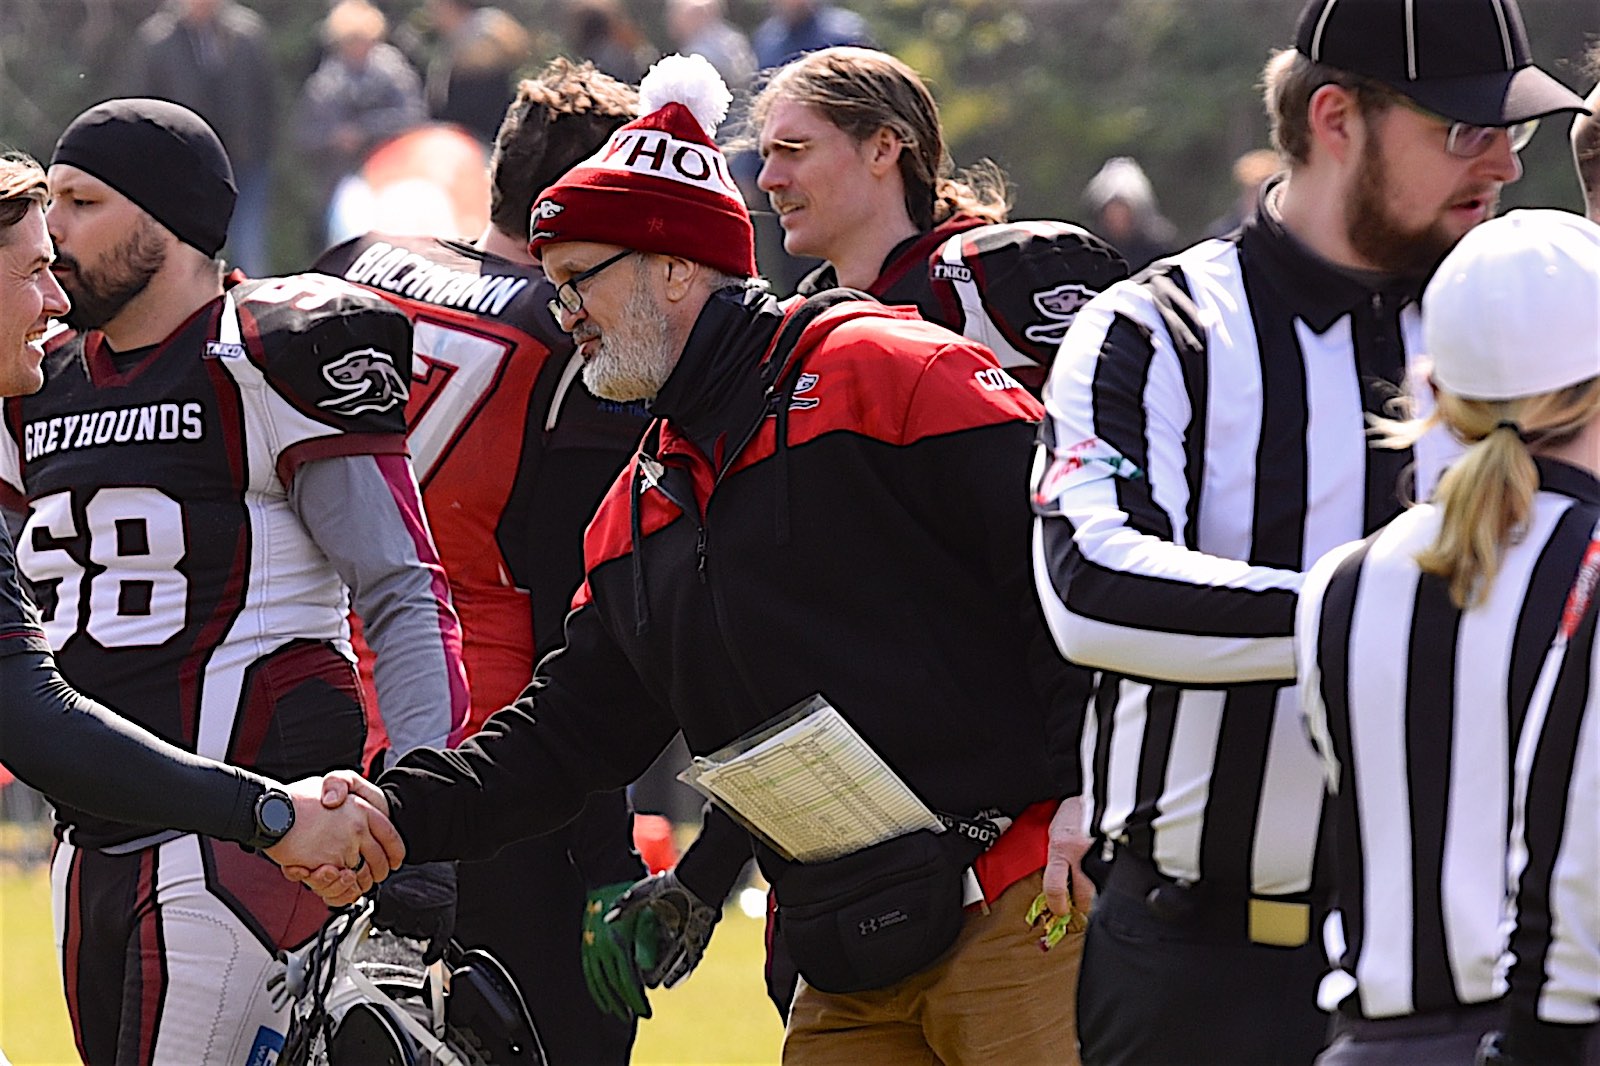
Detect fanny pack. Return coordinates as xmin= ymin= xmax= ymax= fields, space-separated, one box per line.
xmin=769 ymin=816 xmax=998 ymax=994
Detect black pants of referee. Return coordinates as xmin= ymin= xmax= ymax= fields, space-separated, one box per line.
xmin=455 ymin=830 xmax=636 ymax=1065
xmin=1077 ymin=854 xmax=1330 ymax=1066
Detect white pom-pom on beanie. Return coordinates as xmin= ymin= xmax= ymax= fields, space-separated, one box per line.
xmin=527 ymin=53 xmax=755 ymax=277
xmin=638 ymin=53 xmax=731 ymax=137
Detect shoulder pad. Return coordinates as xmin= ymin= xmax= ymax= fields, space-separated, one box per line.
xmin=234 ymin=274 xmax=414 ymax=430
xmin=929 ymin=221 xmax=1129 ymax=379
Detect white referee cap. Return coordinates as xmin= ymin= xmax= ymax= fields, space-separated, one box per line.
xmin=1424 ymin=209 xmax=1600 ymax=401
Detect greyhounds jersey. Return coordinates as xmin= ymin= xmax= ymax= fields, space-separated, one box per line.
xmin=1 ymin=273 xmax=463 ymax=847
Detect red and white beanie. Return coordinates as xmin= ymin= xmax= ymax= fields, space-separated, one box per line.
xmin=527 ymin=54 xmax=756 ymax=277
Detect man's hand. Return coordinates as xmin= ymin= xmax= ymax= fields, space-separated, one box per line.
xmin=275 ymin=771 xmax=400 ymax=906
xmin=1044 ymin=795 xmax=1095 ymax=920
xmin=604 ymin=870 xmax=720 ymax=991
xmin=581 ymin=881 xmax=652 ymax=1020
xmin=371 ymin=860 xmax=458 ymax=964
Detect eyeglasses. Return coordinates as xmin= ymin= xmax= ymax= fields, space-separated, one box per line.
xmin=1394 ymin=95 xmax=1539 ymax=159
xmin=547 ymin=249 xmax=636 ymax=319
xmin=1444 ymin=118 xmax=1538 ymax=159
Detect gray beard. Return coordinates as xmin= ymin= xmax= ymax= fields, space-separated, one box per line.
xmin=580 ymin=272 xmax=678 ymax=402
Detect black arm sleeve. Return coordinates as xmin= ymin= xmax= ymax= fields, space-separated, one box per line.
xmin=672 ymin=803 xmax=756 ymax=906
xmin=567 ymin=788 xmax=647 ymax=888
xmin=0 ymin=650 xmax=268 ymax=843
xmin=380 ymin=600 xmax=679 ymax=863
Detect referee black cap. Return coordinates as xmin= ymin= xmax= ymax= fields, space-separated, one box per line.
xmin=51 ymin=98 xmax=237 ymax=258
xmin=1295 ymin=0 xmax=1589 ymax=127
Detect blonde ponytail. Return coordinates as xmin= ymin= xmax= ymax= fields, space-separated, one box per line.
xmin=1371 ymin=378 xmax=1600 ymax=609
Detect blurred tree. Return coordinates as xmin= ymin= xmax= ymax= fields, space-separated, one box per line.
xmin=0 ymin=0 xmax=1594 ymax=267
xmin=860 ymin=0 xmax=1596 ymax=242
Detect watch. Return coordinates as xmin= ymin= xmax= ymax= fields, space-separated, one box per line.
xmin=246 ymin=787 xmax=296 ymax=851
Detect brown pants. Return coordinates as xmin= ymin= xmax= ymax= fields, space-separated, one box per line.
xmin=783 ymin=870 xmax=1085 ymax=1066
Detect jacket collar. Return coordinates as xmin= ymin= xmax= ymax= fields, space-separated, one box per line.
xmin=1535 ymin=457 xmax=1600 ymax=506
xmin=650 ymin=285 xmax=786 ymax=451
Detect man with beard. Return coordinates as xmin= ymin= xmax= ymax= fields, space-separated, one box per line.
xmin=609 ymin=44 xmax=1127 ymax=1037
xmin=1575 ymin=60 xmax=1600 ymax=222
xmin=298 ymin=54 xmax=1087 ymax=1065
xmin=0 ymin=99 xmax=469 ymax=1065
xmin=0 ymin=149 xmax=402 ymax=893
xmin=1028 ymin=1 xmax=1589 ymax=1063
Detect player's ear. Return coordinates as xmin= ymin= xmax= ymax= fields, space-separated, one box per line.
xmin=864 ymin=125 xmax=904 ymax=177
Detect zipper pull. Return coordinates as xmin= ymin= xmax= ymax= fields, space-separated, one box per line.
xmin=696 ymin=526 xmax=708 ymax=582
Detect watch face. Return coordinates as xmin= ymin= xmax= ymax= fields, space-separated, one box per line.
xmin=259 ymin=795 xmax=295 ymax=837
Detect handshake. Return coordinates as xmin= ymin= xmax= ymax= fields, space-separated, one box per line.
xmin=264 ymin=770 xmax=404 ymax=906
xmin=264 ymin=771 xmax=460 ymax=963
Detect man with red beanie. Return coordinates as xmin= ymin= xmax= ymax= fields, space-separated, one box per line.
xmin=300 ymin=53 xmax=1086 ymax=1063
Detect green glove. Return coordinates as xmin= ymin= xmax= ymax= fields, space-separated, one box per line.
xmin=581 ymin=881 xmax=654 ymax=1020
xmin=604 ymin=870 xmax=720 ymax=989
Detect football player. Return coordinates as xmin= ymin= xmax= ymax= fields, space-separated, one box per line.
xmin=0 ymin=100 xmax=468 ymax=1065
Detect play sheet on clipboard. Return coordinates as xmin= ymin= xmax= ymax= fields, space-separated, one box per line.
xmin=678 ymin=694 xmax=944 ymax=862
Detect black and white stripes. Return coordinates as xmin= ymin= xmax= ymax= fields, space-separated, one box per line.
xmin=1299 ymin=461 xmax=1600 ymax=1021
xmin=1031 ymin=205 xmax=1445 ymax=896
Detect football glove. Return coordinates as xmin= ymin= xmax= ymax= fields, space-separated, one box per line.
xmin=371 ymin=860 xmax=457 ymax=964
xmin=581 ymin=881 xmax=652 ymax=1020
xmin=604 ymin=869 xmax=720 ymax=991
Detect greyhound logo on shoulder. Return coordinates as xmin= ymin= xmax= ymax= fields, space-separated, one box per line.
xmin=318 ymin=348 xmax=408 ymax=416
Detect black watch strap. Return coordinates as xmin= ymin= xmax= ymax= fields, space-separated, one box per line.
xmin=244 ymin=787 xmax=296 ymax=851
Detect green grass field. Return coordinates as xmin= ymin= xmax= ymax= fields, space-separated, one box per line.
xmin=0 ymin=864 xmax=783 ymax=1065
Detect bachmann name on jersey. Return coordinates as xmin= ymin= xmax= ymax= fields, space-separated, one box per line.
xmin=338 ymin=238 xmax=532 ymax=317
xmin=0 ymin=273 xmax=418 ymax=847
xmin=315 ymin=232 xmax=652 ymax=737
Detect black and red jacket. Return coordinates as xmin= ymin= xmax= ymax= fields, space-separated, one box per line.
xmin=380 ymin=287 xmax=1083 ymax=888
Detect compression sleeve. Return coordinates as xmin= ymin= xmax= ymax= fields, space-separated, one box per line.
xmin=0 ymin=650 xmax=267 ymax=843
xmin=291 ymin=453 xmax=470 ymax=760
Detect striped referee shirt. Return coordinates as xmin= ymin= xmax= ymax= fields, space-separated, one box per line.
xmin=1299 ymin=458 xmax=1600 ymax=1021
xmin=1031 ymin=191 xmax=1455 ymax=897
xmin=1501 ymin=467 xmax=1600 ymax=1046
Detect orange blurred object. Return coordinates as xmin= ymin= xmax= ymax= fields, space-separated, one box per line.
xmin=632 ymin=812 xmax=680 ymax=874
xmin=327 ymin=122 xmax=491 ymax=243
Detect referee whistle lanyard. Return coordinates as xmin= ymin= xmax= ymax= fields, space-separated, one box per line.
xmin=1532 ymin=517 xmax=1600 ymax=705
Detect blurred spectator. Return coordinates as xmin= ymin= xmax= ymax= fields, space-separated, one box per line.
xmin=666 ymin=0 xmax=755 ymax=93
xmin=294 ymin=0 xmax=427 ymax=246
xmin=123 ymin=0 xmax=276 ymax=274
xmin=1203 ymin=147 xmax=1281 ymax=238
xmin=752 ymin=0 xmax=871 ymax=72
xmin=423 ymin=0 xmax=532 ymax=143
xmin=1082 ymin=155 xmax=1177 ymax=272
xmin=566 ymin=0 xmax=658 ymax=85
